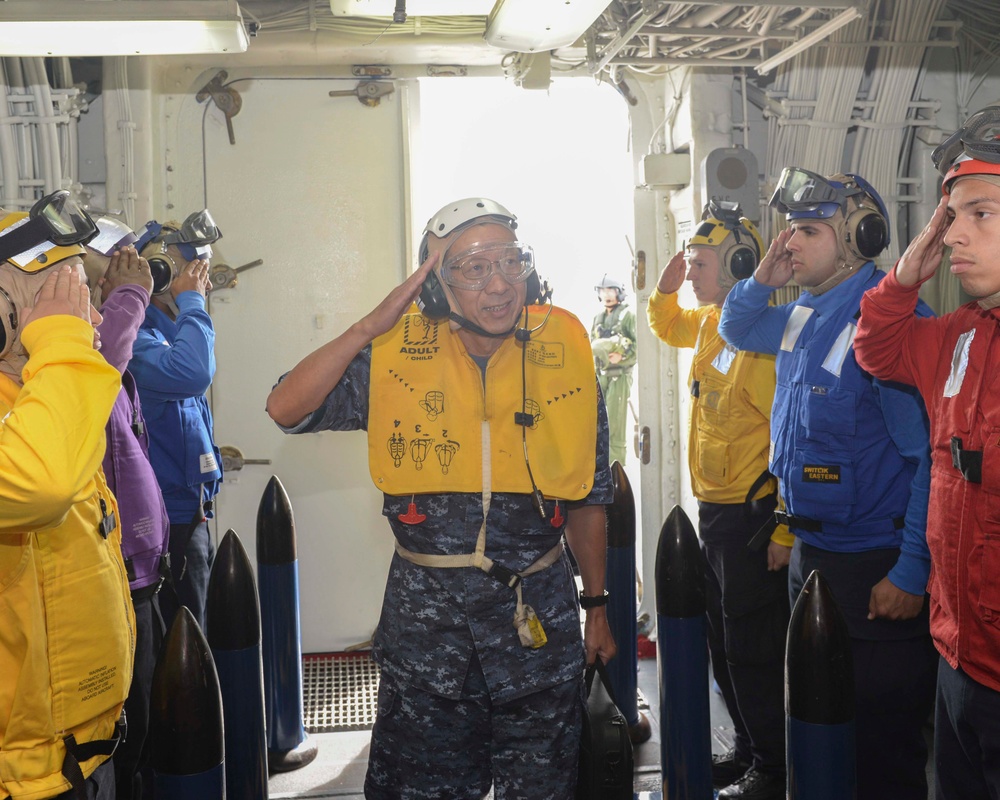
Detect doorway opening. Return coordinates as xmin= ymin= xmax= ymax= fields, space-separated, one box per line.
xmin=412 ymin=76 xmax=642 ymax=573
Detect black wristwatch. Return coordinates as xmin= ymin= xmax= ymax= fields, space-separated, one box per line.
xmin=579 ymin=589 xmax=610 ymax=609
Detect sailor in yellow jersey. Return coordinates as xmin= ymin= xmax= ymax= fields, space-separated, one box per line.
xmin=0 ymin=195 xmax=134 ymax=800
xmin=647 ymin=200 xmax=791 ymax=800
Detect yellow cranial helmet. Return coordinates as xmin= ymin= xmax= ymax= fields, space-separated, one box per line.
xmin=688 ymin=200 xmax=765 ymax=288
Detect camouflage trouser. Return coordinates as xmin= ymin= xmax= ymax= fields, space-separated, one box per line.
xmin=365 ymin=656 xmax=584 ymax=800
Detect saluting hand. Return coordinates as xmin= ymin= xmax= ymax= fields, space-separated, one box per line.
xmin=171 ymin=259 xmax=211 ymax=299
xmin=21 ymin=265 xmax=94 ymax=328
xmin=754 ymin=229 xmax=795 ymax=288
xmin=895 ymin=196 xmax=950 ymax=287
xmin=656 ymin=250 xmax=687 ymax=295
xmin=356 ymin=251 xmax=440 ymax=342
xmin=99 ymin=246 xmax=154 ymax=303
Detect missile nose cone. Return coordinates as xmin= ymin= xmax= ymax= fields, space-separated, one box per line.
xmin=257 ymin=474 xmax=297 ymax=564
xmin=786 ymin=569 xmax=855 ymax=724
xmin=207 ymin=529 xmax=261 ymax=650
xmin=655 ymin=504 xmax=705 ymax=617
xmin=150 ymin=606 xmax=224 ymax=775
xmin=606 ymin=461 xmax=635 ymax=547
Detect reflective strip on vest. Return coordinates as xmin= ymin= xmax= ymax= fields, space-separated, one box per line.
xmin=821 ymin=322 xmax=857 ymax=378
xmin=780 ymin=305 xmax=814 ymax=351
xmin=944 ymin=329 xmax=975 ymax=398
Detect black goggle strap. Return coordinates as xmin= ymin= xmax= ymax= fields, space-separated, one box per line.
xmin=0 ymin=217 xmax=54 ymax=265
xmin=134 ymin=221 xmax=163 ymax=254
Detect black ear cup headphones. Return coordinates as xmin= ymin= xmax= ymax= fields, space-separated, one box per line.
xmin=725 ymin=227 xmax=759 ymax=280
xmin=143 ymin=242 xmax=179 ymax=296
xmin=416 ymin=240 xmax=450 ymax=319
xmin=417 ymin=269 xmax=450 ymax=320
xmin=844 ymin=203 xmax=889 ymax=260
xmin=0 ymin=285 xmax=16 ymax=359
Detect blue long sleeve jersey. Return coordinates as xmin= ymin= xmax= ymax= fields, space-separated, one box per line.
xmin=717 ymin=266 xmax=933 ymax=595
xmin=128 ymin=291 xmax=222 ymax=524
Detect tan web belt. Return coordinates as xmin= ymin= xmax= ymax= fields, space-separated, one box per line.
xmin=393 ymin=420 xmax=563 ymax=648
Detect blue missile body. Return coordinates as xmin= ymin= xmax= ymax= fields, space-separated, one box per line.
xmin=256 ymin=475 xmax=318 ymax=773
xmin=655 ymin=504 xmax=712 ymax=799
xmin=786 ymin=569 xmax=856 ymax=800
xmin=206 ymin=528 xmax=269 ymax=799
xmin=150 ymin=606 xmax=226 ymax=798
xmin=605 ymin=461 xmax=641 ymax=731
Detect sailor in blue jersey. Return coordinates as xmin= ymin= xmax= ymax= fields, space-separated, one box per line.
xmin=717 ymin=169 xmax=938 ymax=800
xmin=128 ymin=213 xmax=224 ymax=633
xmin=267 ymin=198 xmax=615 ymax=800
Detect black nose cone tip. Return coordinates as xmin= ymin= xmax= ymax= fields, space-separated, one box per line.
xmin=786 ymin=569 xmax=855 ymax=724
xmin=607 ymin=461 xmax=635 ymax=548
xmin=654 ymin=504 xmax=706 ymax=618
xmin=257 ymin=474 xmax=297 ymax=564
xmin=150 ymin=606 xmax=225 ymax=775
xmin=206 ymin=528 xmax=261 ymax=650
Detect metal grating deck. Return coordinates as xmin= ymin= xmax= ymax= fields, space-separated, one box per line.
xmin=302 ymin=653 xmax=380 ymax=733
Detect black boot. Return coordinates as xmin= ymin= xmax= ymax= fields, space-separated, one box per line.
xmin=711 ymin=748 xmax=752 ymax=789
xmin=718 ymin=766 xmax=786 ymax=799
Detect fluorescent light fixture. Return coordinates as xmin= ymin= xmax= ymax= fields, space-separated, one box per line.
xmin=485 ymin=0 xmax=609 ymax=53
xmin=755 ymin=7 xmax=863 ymax=76
xmin=0 ymin=0 xmax=250 ymax=56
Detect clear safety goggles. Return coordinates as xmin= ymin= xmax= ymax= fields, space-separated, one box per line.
xmin=441 ymin=241 xmax=535 ymax=291
xmin=160 ymin=209 xmax=222 ymax=247
xmin=704 ymin=197 xmax=742 ymax=227
xmin=88 ymin=216 xmax=139 ymax=257
xmin=769 ymin=167 xmax=855 ymax=215
xmin=932 ymin=106 xmax=1000 ymax=176
xmin=0 ymin=190 xmax=98 ymax=265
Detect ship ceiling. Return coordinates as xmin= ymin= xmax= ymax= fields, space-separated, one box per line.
xmin=235 ymin=1 xmax=998 ymax=82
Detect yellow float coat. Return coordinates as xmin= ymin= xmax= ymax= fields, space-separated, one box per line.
xmin=647 ymin=289 xmax=780 ymax=505
xmin=369 ymin=306 xmax=597 ymax=499
xmin=0 ymin=316 xmax=135 ymax=800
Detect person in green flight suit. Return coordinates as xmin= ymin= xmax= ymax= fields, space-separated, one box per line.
xmin=591 ymin=275 xmax=637 ymax=466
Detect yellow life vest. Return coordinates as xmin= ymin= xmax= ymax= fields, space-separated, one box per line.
xmin=369 ymin=306 xmax=597 ymax=500
xmin=0 ymin=317 xmax=134 ymax=800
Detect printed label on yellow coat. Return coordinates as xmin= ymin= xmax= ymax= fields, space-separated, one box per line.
xmin=369 ymin=307 xmax=597 ymax=498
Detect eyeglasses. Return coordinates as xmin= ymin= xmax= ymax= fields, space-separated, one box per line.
xmin=0 ymin=190 xmax=98 ymax=265
xmin=441 ymin=241 xmax=535 ymax=291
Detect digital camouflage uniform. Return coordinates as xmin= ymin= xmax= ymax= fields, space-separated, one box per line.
xmin=591 ymin=302 xmax=636 ymax=466
xmin=280 ymin=345 xmax=613 ymax=800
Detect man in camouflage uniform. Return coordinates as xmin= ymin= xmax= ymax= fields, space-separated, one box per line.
xmin=267 ymin=198 xmax=616 ymax=800
xmin=591 ymin=275 xmax=636 ymax=466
